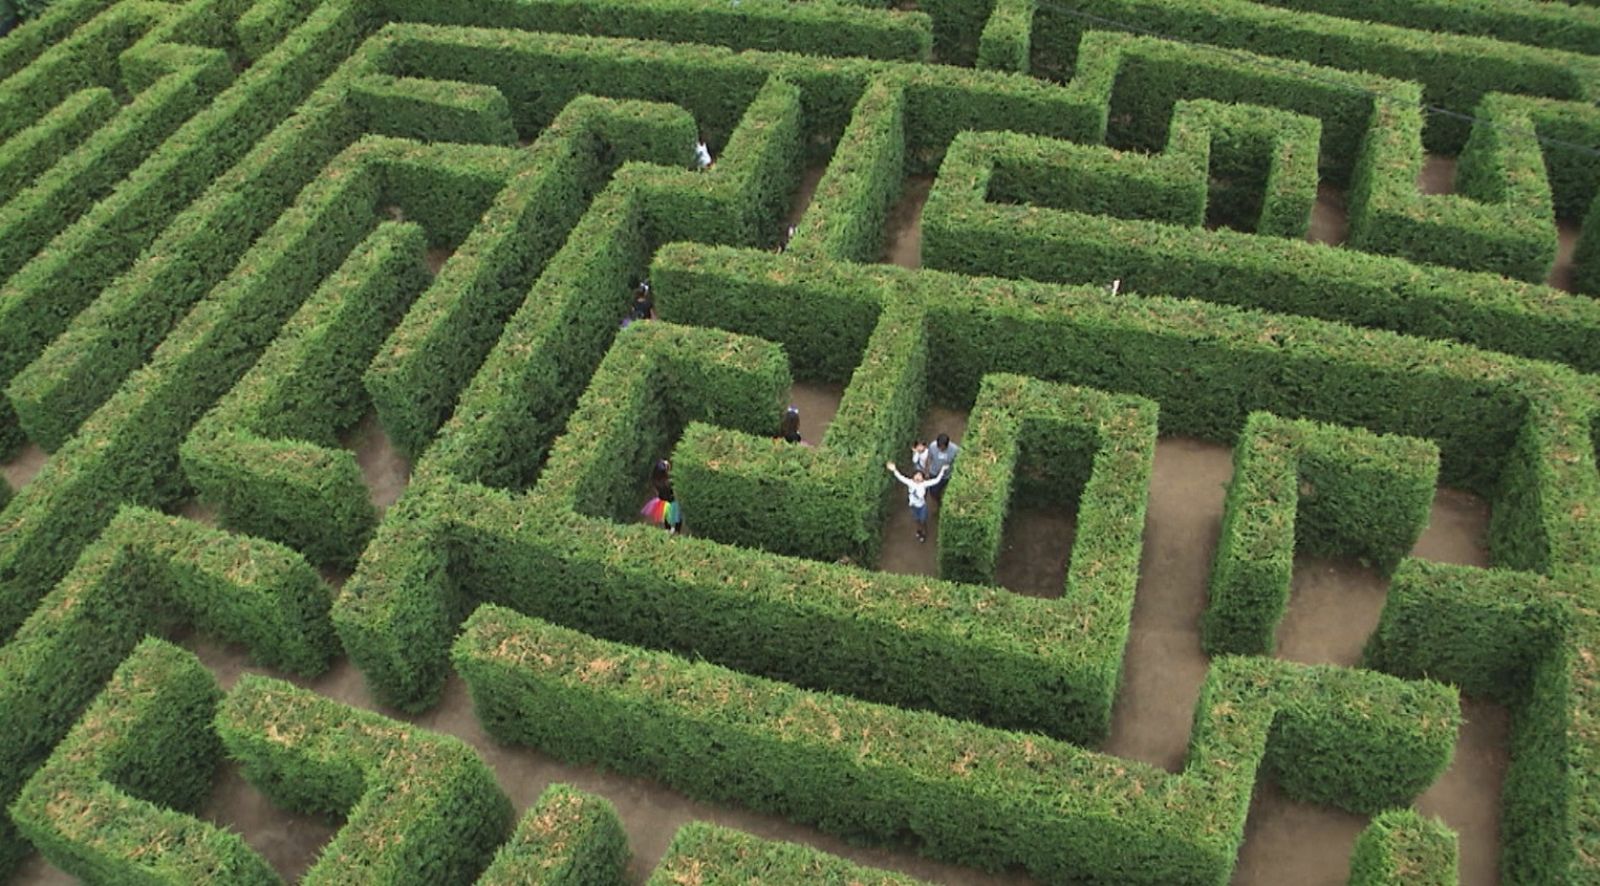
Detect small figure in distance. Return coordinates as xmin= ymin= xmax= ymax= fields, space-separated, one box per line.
xmin=887 ymin=460 xmax=947 ymax=543
xmin=777 ymin=223 xmax=797 ymax=253
xmin=1109 ymin=278 xmax=1121 ymax=295
xmin=694 ymin=133 xmax=714 ymax=170
xmin=641 ymin=459 xmax=683 ymax=534
xmin=926 ymin=432 xmax=959 ymax=502
xmin=622 ymin=279 xmax=654 ymax=328
xmin=779 ymin=405 xmax=803 ymax=443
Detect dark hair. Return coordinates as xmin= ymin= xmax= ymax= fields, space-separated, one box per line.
xmin=779 ymin=406 xmax=801 ymax=442
xmin=652 ymin=459 xmax=670 ymax=481
xmin=935 ymin=433 xmax=950 ymax=447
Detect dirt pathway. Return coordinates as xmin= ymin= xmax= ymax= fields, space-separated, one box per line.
xmin=881 ymin=175 xmax=934 ymax=269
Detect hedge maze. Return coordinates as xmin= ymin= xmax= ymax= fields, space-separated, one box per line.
xmin=0 ymin=0 xmax=1597 ymax=882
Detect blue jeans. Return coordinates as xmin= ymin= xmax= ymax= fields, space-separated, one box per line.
xmin=911 ymin=503 xmax=928 ymax=525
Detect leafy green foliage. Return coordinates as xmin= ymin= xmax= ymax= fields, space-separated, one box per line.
xmin=181 ymin=220 xmax=431 ymax=567
xmin=1347 ymin=92 xmax=1557 ymax=281
xmin=1348 ymin=809 xmax=1458 ymax=886
xmin=1204 ymin=413 xmax=1439 ymax=655
xmin=455 ymin=606 xmax=1458 ymax=884
xmin=477 ymin=785 xmax=629 ymax=886
xmin=0 ymin=506 xmax=334 ymax=870
xmin=924 ymin=116 xmax=1600 ymax=376
xmin=8 ymin=640 xmax=275 ymax=884
xmin=0 ymin=0 xmax=371 ymax=455
xmin=1024 ymin=0 xmax=1600 ymax=153
xmin=215 ymin=675 xmax=514 ymax=884
xmin=649 ymin=822 xmax=926 ymax=885
xmin=374 ymin=0 xmax=932 ymax=63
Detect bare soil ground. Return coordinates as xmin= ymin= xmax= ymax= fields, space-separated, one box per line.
xmin=1550 ymin=221 xmax=1581 ymax=293
xmin=0 ymin=442 xmax=45 ymax=492
xmin=339 ymin=410 xmax=410 ymax=514
xmin=1306 ymin=183 xmax=1349 ymax=247
xmin=786 ymin=164 xmax=827 ymax=230
xmin=882 ymin=174 xmax=935 ymax=268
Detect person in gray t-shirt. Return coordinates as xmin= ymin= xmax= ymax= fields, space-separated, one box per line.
xmin=927 ymin=433 xmax=959 ymax=500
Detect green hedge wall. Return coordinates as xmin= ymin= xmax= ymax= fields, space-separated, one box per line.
xmin=181 ymin=220 xmax=431 ymax=568
xmin=1507 ymin=95 xmax=1600 ymax=223
xmin=922 ymin=128 xmax=1600 ymax=376
xmin=1204 ymin=413 xmax=1440 ymax=656
xmin=938 ymin=374 xmax=1155 ymax=595
xmin=0 ymin=0 xmax=119 ymax=80
xmin=1576 ymin=193 xmax=1600 ymax=297
xmin=653 ymin=244 xmax=1600 ymax=592
xmin=234 ymin=0 xmax=325 ymax=60
xmin=1358 ymin=557 xmax=1588 ymax=883
xmin=1346 ymin=91 xmax=1557 ymax=282
xmin=535 ymin=322 xmax=791 ymax=524
xmin=983 ymin=94 xmax=1321 ymax=236
xmin=1024 ymin=0 xmax=1600 ymax=153
xmin=378 ymin=0 xmax=933 ymax=63
xmin=985 ymin=131 xmax=1206 ymax=227
xmin=0 ymin=0 xmax=370 ymax=455
xmin=1347 ymin=809 xmax=1458 ymax=886
xmin=215 ymin=675 xmax=514 ymax=884
xmin=353 ymin=76 xmax=519 ymax=146
xmin=785 ymin=79 xmax=906 ymax=264
xmin=453 ymin=606 xmax=1458 ymax=883
xmin=8 ymin=639 xmax=275 ymax=884
xmin=0 ymin=91 xmax=380 ymax=645
xmin=648 ymin=822 xmax=926 ymax=885
xmin=974 ymin=0 xmax=1032 ymax=73
xmin=0 ymin=85 xmax=115 ymax=212
xmin=1364 ymin=559 xmax=1564 ymax=706
xmin=675 ymin=305 xmax=925 ymax=564
xmin=368 ymin=73 xmax=801 ymax=462
xmin=372 ymin=23 xmax=1096 ymax=178
xmin=0 ymin=1 xmax=167 ymax=142
xmin=1185 ymin=99 xmax=1320 ymax=236
xmin=661 ymin=242 xmax=1600 ymax=884
xmin=0 ymin=49 xmax=231 ymax=285
xmin=1248 ymin=0 xmax=1600 ymax=56
xmin=364 ymin=96 xmax=674 ymax=460
xmin=1059 ymin=30 xmax=1391 ymax=189
xmin=476 ymin=785 xmax=628 ymax=886
xmin=0 ymin=505 xmax=334 ymax=874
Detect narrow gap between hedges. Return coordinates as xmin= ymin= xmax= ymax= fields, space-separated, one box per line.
xmin=880 ymin=174 xmax=935 ymax=269
xmin=0 ymin=441 xmax=46 ymax=493
xmin=337 ymin=409 xmax=411 ymax=518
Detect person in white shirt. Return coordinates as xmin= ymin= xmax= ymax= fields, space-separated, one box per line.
xmin=926 ymin=433 xmax=959 ymax=501
xmin=694 ymin=134 xmax=713 ymax=170
xmin=887 ymin=460 xmax=947 ymax=542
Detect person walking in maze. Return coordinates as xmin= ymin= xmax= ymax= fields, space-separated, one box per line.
xmin=778 ymin=405 xmax=804 ymax=443
xmin=642 ymin=459 xmax=683 ymax=534
xmin=926 ymin=433 xmax=960 ymax=502
xmin=694 ymin=133 xmax=714 ymax=170
xmin=887 ymin=460 xmax=947 ymax=543
xmin=622 ymin=279 xmax=654 ymax=328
